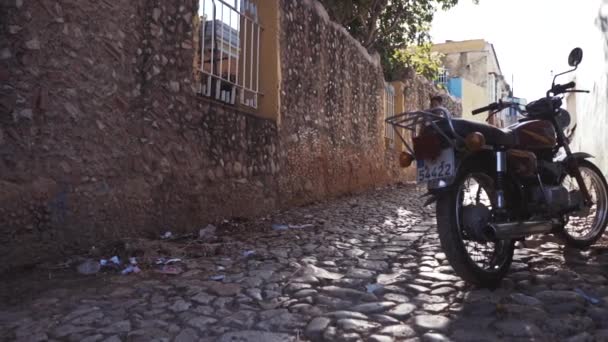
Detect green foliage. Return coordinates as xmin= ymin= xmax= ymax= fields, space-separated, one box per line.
xmin=392 ymin=43 xmax=444 ymax=80
xmin=318 ymin=0 xmax=478 ymax=80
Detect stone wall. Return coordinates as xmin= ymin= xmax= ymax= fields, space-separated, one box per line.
xmin=277 ymin=0 xmax=410 ymax=204
xmin=0 ymin=0 xmax=280 ymax=271
xmin=0 ymin=0 xmax=460 ymax=271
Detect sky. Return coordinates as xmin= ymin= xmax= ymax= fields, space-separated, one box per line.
xmin=430 ymin=0 xmax=604 ymax=102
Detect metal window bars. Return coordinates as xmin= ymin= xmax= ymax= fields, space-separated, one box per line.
xmin=384 ymin=83 xmax=395 ymax=145
xmin=437 ymin=68 xmax=449 ymax=88
xmin=198 ymin=0 xmax=261 ymax=108
xmin=385 ymin=108 xmax=466 ymax=159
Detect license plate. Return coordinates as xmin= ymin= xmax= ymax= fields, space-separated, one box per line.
xmin=417 ymin=148 xmax=455 ymax=183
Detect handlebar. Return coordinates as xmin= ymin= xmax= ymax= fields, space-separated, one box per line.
xmin=551 ymin=81 xmax=576 ymax=95
xmin=472 ymin=103 xmax=499 ymax=115
xmin=472 ymin=100 xmax=523 ymax=115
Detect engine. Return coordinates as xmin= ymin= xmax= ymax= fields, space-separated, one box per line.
xmin=529 ymin=185 xmax=584 ymax=216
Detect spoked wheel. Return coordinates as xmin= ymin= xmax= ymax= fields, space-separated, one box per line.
xmin=558 ymin=160 xmax=608 ymax=249
xmin=436 ymin=171 xmax=514 ymax=288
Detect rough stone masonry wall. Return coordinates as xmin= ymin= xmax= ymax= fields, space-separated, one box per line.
xmin=0 ymin=0 xmax=280 ymax=272
xmin=277 ymin=0 xmax=408 ymax=204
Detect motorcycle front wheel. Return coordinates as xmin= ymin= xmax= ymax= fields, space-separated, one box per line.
xmin=436 ymin=170 xmax=514 ymax=288
xmin=557 ymin=160 xmax=608 ymax=249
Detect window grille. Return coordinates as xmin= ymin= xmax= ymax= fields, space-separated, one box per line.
xmin=385 ymin=83 xmax=395 ymax=145
xmin=437 ymin=68 xmax=449 ymax=88
xmin=198 ymin=0 xmax=261 ymax=108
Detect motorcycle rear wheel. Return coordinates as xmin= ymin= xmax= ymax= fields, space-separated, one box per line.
xmin=557 ymin=160 xmax=608 ymax=249
xmin=436 ymin=170 xmax=514 ymax=288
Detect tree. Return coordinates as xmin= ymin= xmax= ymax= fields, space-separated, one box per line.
xmin=392 ymin=43 xmax=443 ymax=80
xmin=318 ymin=0 xmax=478 ymax=80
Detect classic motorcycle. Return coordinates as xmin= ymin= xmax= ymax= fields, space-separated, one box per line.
xmin=386 ymin=48 xmax=608 ymax=287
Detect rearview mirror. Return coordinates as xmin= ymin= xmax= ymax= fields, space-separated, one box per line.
xmin=568 ymin=47 xmax=583 ymax=67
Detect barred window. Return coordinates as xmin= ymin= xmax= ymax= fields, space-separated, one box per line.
xmin=196 ymin=0 xmax=261 ymax=108
xmin=385 ymin=83 xmax=395 ymax=146
xmin=437 ymin=68 xmax=449 ymax=88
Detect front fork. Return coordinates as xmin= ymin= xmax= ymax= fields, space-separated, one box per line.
xmin=494 ymin=149 xmax=508 ymax=221
xmin=552 ymin=117 xmax=593 ymax=206
xmin=562 ymin=144 xmax=593 ymax=206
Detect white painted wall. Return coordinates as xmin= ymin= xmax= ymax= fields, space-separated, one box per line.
xmin=570 ymin=0 xmax=608 ymax=175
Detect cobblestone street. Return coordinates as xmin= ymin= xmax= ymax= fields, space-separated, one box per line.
xmin=3 ymin=185 xmax=608 ymax=342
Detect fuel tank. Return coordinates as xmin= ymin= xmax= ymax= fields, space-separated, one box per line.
xmin=507 ymin=120 xmax=557 ymax=150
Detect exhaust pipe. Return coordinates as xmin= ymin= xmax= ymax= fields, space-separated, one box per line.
xmin=490 ymin=220 xmax=558 ymax=240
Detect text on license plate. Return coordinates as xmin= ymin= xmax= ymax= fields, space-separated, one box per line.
xmin=416 ymin=149 xmax=455 ymax=182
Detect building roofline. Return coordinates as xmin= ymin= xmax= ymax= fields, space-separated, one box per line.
xmin=489 ymin=43 xmax=503 ymax=75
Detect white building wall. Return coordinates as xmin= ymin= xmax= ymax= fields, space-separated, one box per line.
xmin=571 ymin=0 xmax=608 ymax=175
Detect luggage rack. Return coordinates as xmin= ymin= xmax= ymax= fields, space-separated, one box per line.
xmin=385 ymin=107 xmax=466 ymax=159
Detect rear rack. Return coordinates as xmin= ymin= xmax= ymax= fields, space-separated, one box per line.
xmin=385 ymin=107 xmax=466 ymax=159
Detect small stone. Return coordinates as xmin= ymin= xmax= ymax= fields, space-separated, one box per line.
xmin=337 ymin=318 xmax=381 ymax=333
xmin=294 ymin=289 xmax=317 ymax=298
xmin=422 ymin=332 xmax=452 ymax=342
xmin=52 ymin=324 xmax=91 ymax=338
xmin=419 ymin=272 xmax=461 ymax=282
xmin=430 ymin=287 xmax=455 ymax=296
xmin=414 ymin=315 xmax=451 ymax=332
xmin=350 ymin=301 xmax=396 ymax=314
xmin=81 ymin=335 xmax=103 ymax=342
xmin=423 ymin=303 xmax=449 ymax=313
xmin=208 ymin=283 xmax=241 ymax=296
xmin=383 ymin=293 xmax=409 ymax=303
xmin=169 ymin=299 xmax=191 ymax=312
xmin=305 ymin=317 xmax=330 ymax=340
xmin=370 ymin=314 xmax=400 ymax=325
xmin=175 ymin=328 xmax=199 ymax=342
xmin=188 ymin=316 xmax=217 ymax=330
xmin=198 ymin=224 xmax=216 ymax=239
xmin=386 ymin=303 xmax=416 ymax=318
xmin=100 ymin=320 xmax=131 ymax=334
xmin=221 ymin=310 xmax=257 ymax=329
xmin=25 ymin=38 xmax=41 ymax=50
xmin=152 ymin=8 xmax=161 ymax=21
xmin=566 ymin=332 xmax=594 ymax=342
xmin=234 ymin=162 xmax=243 ymax=174
xmin=192 ymin=292 xmax=215 ymax=305
xmin=406 ymin=284 xmax=431 ymax=293
xmin=321 ymin=286 xmax=372 ymax=300
xmin=64 ymin=102 xmax=80 ymax=117
xmin=346 ymin=268 xmax=375 ymax=279
xmin=369 ymin=335 xmax=395 ymax=342
xmin=324 ymin=311 xmax=369 ymax=320
xmin=256 ymin=311 xmax=304 ymax=331
xmin=379 ymin=325 xmax=417 ymax=338
xmin=302 ymin=265 xmax=344 ymax=280
xmin=0 ymin=48 xmax=10 ymax=59
xmin=323 ymin=326 xmax=338 ymax=341
xmin=169 ymin=81 xmax=180 ymax=92
xmin=9 ymin=25 xmax=21 ymax=34
xmin=246 ymin=288 xmax=263 ymax=301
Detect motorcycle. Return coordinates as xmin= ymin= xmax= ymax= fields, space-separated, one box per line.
xmin=386 ymin=48 xmax=608 ymax=287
